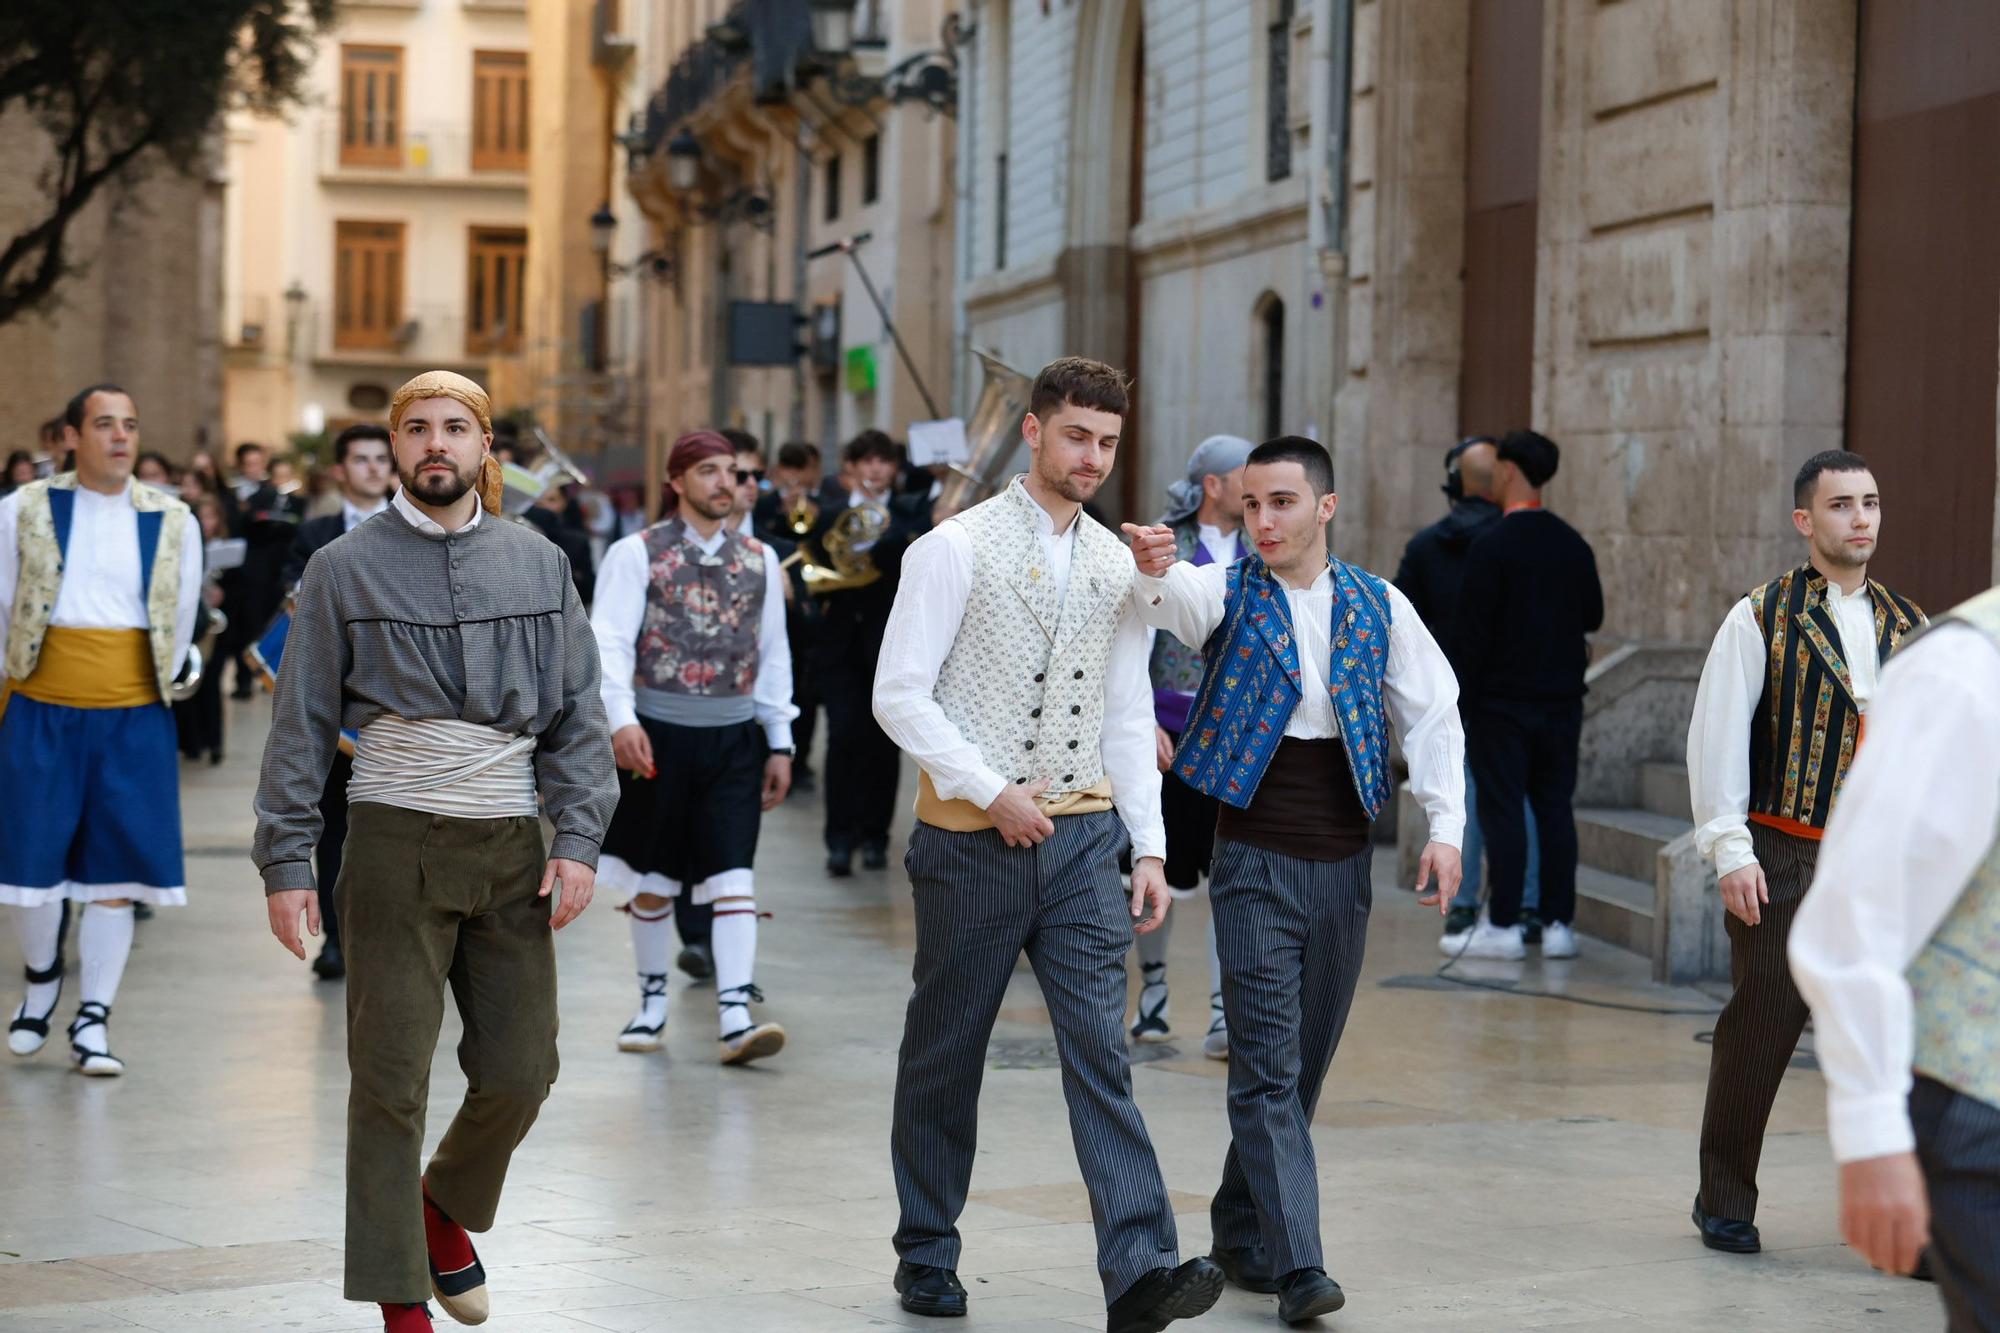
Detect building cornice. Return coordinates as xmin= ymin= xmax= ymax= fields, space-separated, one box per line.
xmin=1130 ymin=177 xmax=1311 ymax=278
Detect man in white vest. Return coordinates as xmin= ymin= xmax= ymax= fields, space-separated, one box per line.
xmin=873 ymin=357 xmax=1222 ymax=1333
xmin=1791 ymin=584 xmax=2000 ymax=1324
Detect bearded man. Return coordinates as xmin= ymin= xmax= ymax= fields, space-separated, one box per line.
xmin=253 ymin=371 xmax=616 ymax=1333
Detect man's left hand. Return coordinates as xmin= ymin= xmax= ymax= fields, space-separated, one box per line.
xmin=540 ymin=857 xmax=597 ymax=930
xmin=1841 ymin=1152 xmax=1930 ymax=1276
xmin=761 ymin=754 xmax=793 ymax=811
xmin=1415 ymin=841 xmax=1463 ymax=913
xmin=1130 ymin=857 xmax=1171 ymax=934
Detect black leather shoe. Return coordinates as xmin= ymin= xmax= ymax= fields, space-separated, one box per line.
xmin=311 ymin=940 xmax=345 ymax=981
xmin=826 ymin=848 xmax=854 ymax=878
xmin=1692 ymin=1196 xmax=1760 ymax=1253
xmin=676 ymin=941 xmax=714 ymax=980
xmin=861 ymin=842 xmax=889 ymax=870
xmin=1106 ymin=1257 xmax=1223 ymax=1333
xmin=1277 ymin=1268 xmax=1345 ymax=1323
xmin=1208 ymin=1244 xmax=1281 ymax=1293
xmin=1911 ymin=1250 xmax=1935 ymax=1282
xmin=894 ymin=1262 xmax=967 ymax=1317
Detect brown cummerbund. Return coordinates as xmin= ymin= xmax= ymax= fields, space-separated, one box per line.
xmin=1214 ymin=736 xmax=1371 ymax=863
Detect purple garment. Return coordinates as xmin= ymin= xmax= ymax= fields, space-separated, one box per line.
xmin=1150 ymin=529 xmax=1248 ymax=733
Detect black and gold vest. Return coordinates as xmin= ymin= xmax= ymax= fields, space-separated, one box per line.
xmin=1746 ymin=564 xmax=1922 ymax=832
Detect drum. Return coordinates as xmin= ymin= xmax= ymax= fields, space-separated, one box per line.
xmin=246 ymin=595 xmax=295 ymax=691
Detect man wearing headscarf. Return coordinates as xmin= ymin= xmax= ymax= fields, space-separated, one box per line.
xmin=590 ymin=430 xmax=796 ymax=1065
xmin=253 ymin=371 xmax=616 ymax=1333
xmin=1130 ymin=434 xmax=1251 ymax=1058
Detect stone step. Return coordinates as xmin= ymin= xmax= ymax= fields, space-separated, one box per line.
xmin=1638 ymin=760 xmax=1693 ymax=822
xmin=1574 ymin=863 xmax=1656 ymax=959
xmin=1576 ymin=805 xmax=1691 ymax=883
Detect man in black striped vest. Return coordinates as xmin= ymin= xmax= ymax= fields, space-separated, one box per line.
xmin=1686 ymin=449 xmax=1923 ymax=1253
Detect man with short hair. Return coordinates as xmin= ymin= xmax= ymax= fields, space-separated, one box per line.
xmin=593 ymin=430 xmax=796 ymax=1064
xmin=1446 ymin=430 xmax=1602 ymax=961
xmin=722 ymin=428 xmax=766 ymax=538
xmin=874 ymin=357 xmax=1222 ymax=1331
xmin=1686 ymin=449 xmax=1922 ymax=1255
xmin=2 ymin=384 xmax=202 ymax=1077
xmin=255 ymin=370 xmax=615 ymax=1333
xmin=279 ymin=423 xmax=396 ymax=981
xmin=221 ymin=440 xmax=300 ymax=697
xmin=1129 ymin=433 xmax=1252 ymax=1058
xmin=1128 ymin=437 xmax=1464 ymax=1324
xmin=758 ymin=441 xmax=825 ymax=789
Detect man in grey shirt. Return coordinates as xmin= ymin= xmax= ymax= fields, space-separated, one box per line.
xmin=253 ymin=371 xmax=616 ymax=1333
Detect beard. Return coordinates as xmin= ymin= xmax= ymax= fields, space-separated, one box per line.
xmin=1816 ymin=532 xmax=1872 ymax=569
xmin=683 ymin=488 xmax=734 ymax=522
xmin=1038 ymin=457 xmax=1105 ymax=504
xmin=402 ymin=458 xmax=475 ymax=507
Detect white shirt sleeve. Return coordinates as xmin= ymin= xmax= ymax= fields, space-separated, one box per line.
xmin=753 ymin=545 xmax=798 ymax=749
xmin=871 ymin=523 xmax=1011 ymax=810
xmin=1688 ymin=597 xmax=1766 ymax=878
xmin=588 ymin=533 xmax=648 ymax=734
xmin=0 ymin=492 xmax=19 ymax=655
xmin=1790 ymin=625 xmax=2000 ymax=1164
xmin=1382 ymin=584 xmax=1466 ymax=849
xmin=171 ymin=510 xmax=204 ymax=674
xmin=1133 ymin=560 xmax=1229 ymax=647
xmin=1104 ymin=590 xmax=1167 ymax=862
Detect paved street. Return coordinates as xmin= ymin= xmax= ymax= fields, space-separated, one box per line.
xmin=0 ymin=697 xmax=1935 ymax=1331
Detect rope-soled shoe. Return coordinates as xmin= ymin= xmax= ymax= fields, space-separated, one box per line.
xmin=67 ymin=1002 xmax=124 ymax=1077
xmin=8 ymin=959 xmax=64 ymax=1057
xmin=424 ymin=1189 xmax=488 ymax=1325
xmin=617 ymin=973 xmax=669 ymax=1053
xmin=718 ymin=983 xmax=784 ymax=1066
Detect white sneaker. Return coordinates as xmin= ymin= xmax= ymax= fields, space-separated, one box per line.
xmin=1438 ymin=920 xmax=1477 ymax=957
xmin=1459 ymin=919 xmax=1526 ymax=961
xmin=1540 ymin=921 xmax=1578 ymax=959
xmin=1202 ymin=1011 xmax=1229 ymax=1061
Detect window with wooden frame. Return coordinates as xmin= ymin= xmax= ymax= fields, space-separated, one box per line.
xmin=340 ymin=45 xmax=404 ymax=169
xmin=472 ymin=51 xmax=530 ymax=172
xmin=334 ymin=221 xmax=406 ymax=351
xmin=466 ymin=227 xmax=527 ymax=355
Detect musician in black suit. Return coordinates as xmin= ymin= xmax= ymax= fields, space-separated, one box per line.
xmin=808 ymin=431 xmax=931 ymax=876
xmin=220 ymin=442 xmax=304 ymax=696
xmin=280 ymin=424 xmax=395 ymax=981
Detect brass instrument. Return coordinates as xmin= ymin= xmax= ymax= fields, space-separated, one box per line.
xmin=933 ymin=348 xmax=1035 ymax=518
xmin=497 ymin=428 xmax=594 ymax=516
xmin=169 ymin=606 xmax=229 ymax=704
xmin=780 ymin=497 xmax=890 ymax=594
xmin=786 ymin=489 xmax=820 ymax=537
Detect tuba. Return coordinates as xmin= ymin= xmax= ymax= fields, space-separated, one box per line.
xmin=932 ymin=348 xmax=1034 ymax=519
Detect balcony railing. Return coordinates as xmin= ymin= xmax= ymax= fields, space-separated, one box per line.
xmin=320 ymin=122 xmax=528 ymax=184
xmin=641 ymin=0 xmax=814 ymax=152
xmin=294 ymin=299 xmax=494 ymax=369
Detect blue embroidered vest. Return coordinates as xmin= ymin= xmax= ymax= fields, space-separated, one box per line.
xmin=1171 ymin=555 xmax=1395 ymax=816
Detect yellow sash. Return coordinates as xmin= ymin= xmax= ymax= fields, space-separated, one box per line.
xmin=914 ymin=769 xmax=1117 ymax=833
xmin=3 ymin=627 xmax=160 ymax=718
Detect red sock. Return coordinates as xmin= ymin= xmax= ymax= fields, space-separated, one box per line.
xmin=380 ymin=1303 xmax=433 ymax=1333
xmin=421 ymin=1189 xmax=476 ymax=1273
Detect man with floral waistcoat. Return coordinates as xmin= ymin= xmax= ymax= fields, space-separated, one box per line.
xmin=1126 ymin=435 xmax=1464 ymax=1326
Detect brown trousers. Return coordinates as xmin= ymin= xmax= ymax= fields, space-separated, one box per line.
xmin=1697 ymin=822 xmax=1817 ymax=1222
xmin=338 ymin=803 xmax=559 ymax=1302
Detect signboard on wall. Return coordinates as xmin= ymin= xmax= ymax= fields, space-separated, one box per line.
xmin=844 ymin=345 xmax=878 ymax=395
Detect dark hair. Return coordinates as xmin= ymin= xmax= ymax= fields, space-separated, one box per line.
xmin=1245 ymin=435 xmax=1335 ymax=496
xmin=134 ymin=450 xmax=175 ymax=479
xmin=235 ymin=441 xmax=267 ymax=465
xmin=5 ymin=450 xmax=35 ymax=480
xmin=64 ymin=383 xmax=129 ymax=430
xmin=843 ymin=429 xmax=900 ymax=465
xmin=333 ymin=422 xmax=392 ymax=465
xmin=38 ymin=417 xmax=64 ymax=442
xmin=1793 ymin=449 xmax=1871 ymax=510
xmin=1028 ymin=356 xmax=1131 ymax=423
xmin=1497 ymin=430 xmax=1560 ymax=488
xmin=720 ymin=427 xmax=762 ymax=460
xmin=776 ymin=441 xmax=819 ymax=470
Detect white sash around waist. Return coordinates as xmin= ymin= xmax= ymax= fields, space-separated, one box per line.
xmin=347 ymin=715 xmax=539 ymax=820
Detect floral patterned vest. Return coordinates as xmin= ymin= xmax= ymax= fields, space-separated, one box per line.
xmin=6 ymin=474 xmax=188 ymax=702
xmin=634 ymin=518 xmax=767 ymax=698
xmin=1147 ymin=520 xmax=1246 ymax=733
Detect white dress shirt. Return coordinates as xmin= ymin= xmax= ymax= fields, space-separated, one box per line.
xmin=1196 ymin=523 xmax=1240 ymax=567
xmin=591 ymin=523 xmax=796 ymax=750
xmin=391 ymin=485 xmax=483 ymax=538
xmin=342 ymin=496 xmax=388 ymax=531
xmin=1135 ymin=560 xmax=1466 ymax=848
xmin=1789 ymin=624 xmax=2000 ymax=1163
xmin=1689 ymin=579 xmax=1883 ymax=878
xmin=0 ymin=482 xmax=204 ymax=678
xmin=872 ymin=503 xmax=1167 ymax=862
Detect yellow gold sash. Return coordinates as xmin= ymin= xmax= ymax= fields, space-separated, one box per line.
xmin=914 ymin=769 xmax=1116 ymax=833
xmin=6 ymin=628 xmax=160 ymax=714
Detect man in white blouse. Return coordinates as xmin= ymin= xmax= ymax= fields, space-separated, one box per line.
xmin=1685 ymin=449 xmax=1923 ymax=1254
xmin=872 ymin=357 xmax=1222 ymax=1332
xmin=1791 ymin=586 xmax=2000 ymax=1323
xmin=1126 ymin=435 xmax=1464 ymax=1324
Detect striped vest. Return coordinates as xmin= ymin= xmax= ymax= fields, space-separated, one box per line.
xmin=1170 ymin=555 xmax=1394 ymax=817
xmin=1747 ymin=564 xmax=1922 ymax=832
xmin=1909 ymin=586 xmax=2000 ymax=1111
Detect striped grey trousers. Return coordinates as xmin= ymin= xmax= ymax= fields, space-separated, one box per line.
xmin=1698 ymin=822 xmax=1817 ymax=1222
xmin=1208 ymin=839 xmax=1373 ymax=1276
xmin=1913 ymin=1076 xmax=2000 ymax=1331
xmin=890 ymin=811 xmax=1180 ymax=1302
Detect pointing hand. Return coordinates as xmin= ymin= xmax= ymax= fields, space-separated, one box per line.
xmin=1120 ymin=523 xmax=1177 ymax=577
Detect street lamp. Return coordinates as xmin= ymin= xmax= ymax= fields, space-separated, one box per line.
xmin=665 ymin=130 xmax=703 ymax=193
xmin=588 ymin=203 xmax=617 ymax=256
xmin=809 ymin=0 xmax=857 ymax=57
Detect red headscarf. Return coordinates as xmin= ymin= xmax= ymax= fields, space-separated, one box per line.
xmin=663 ymin=430 xmax=733 ymax=513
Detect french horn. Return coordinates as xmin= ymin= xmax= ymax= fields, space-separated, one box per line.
xmin=168 ymin=607 xmax=228 ymax=704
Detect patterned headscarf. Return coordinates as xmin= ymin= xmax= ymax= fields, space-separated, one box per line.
xmin=663 ymin=430 xmax=734 ymax=513
xmin=389 ymin=371 xmax=502 ymax=513
xmin=1159 ymin=434 xmax=1255 ymax=525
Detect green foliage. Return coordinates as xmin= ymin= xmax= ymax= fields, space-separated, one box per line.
xmin=0 ymin=0 xmax=336 ymax=326
xmin=286 ymin=429 xmax=330 ymax=465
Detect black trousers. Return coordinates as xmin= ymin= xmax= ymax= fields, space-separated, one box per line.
xmin=1913 ymin=1075 xmax=2000 ymax=1331
xmin=1464 ymin=698 xmax=1581 ymax=927
xmin=1698 ymin=823 xmax=1815 ymax=1222
xmin=821 ymin=663 xmax=899 ymax=853
xmin=788 ymin=605 xmax=821 ymax=773
xmin=314 ymin=750 xmax=353 ymax=949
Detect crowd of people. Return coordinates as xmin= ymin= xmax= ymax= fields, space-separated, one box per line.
xmin=2 ymin=361 xmax=1993 ymax=1333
